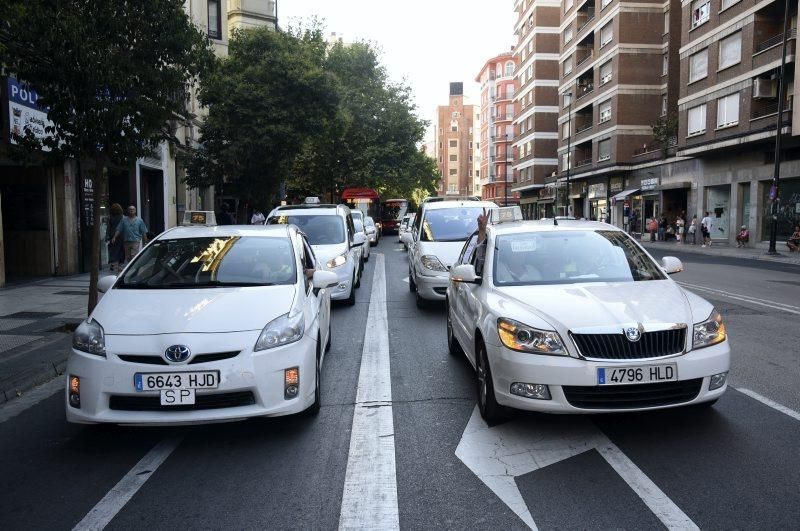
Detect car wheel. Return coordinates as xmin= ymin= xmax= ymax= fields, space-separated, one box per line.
xmin=409 ymin=268 xmax=417 ymax=293
xmin=355 ymin=267 xmax=362 ymax=288
xmin=345 ymin=275 xmax=356 ymax=306
xmin=446 ymin=301 xmax=463 ymax=357
xmin=305 ymin=345 xmax=322 ymax=416
xmin=476 ymin=339 xmax=504 ymax=426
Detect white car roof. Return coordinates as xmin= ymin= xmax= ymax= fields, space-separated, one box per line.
xmin=423 ymin=200 xmax=497 ymax=211
xmin=159 ymin=225 xmax=291 ymax=239
xmin=270 ymin=206 xmax=344 ymax=217
xmin=488 ymin=219 xmax=622 ymax=236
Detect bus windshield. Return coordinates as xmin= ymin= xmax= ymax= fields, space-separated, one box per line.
xmin=382 ymin=200 xmax=408 ymax=222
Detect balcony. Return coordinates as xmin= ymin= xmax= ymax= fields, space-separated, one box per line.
xmin=576 ymin=81 xmax=595 ymax=100
xmin=577 ymin=8 xmax=596 ymax=33
xmin=574 ymin=158 xmax=593 ymax=168
xmin=576 ymin=48 xmax=594 ymax=68
xmin=633 ymin=137 xmax=676 ymax=158
xmin=753 ymin=29 xmax=797 ymax=70
xmin=576 ymin=121 xmax=593 ymax=134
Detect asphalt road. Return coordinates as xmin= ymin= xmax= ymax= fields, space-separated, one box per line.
xmin=1 ymin=237 xmax=799 ymax=530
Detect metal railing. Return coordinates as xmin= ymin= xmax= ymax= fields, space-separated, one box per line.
xmin=576 ymin=50 xmax=594 ymax=67
xmin=575 ymin=158 xmax=592 ymax=167
xmin=576 ymin=82 xmax=595 ymax=100
xmin=755 ymin=28 xmax=797 ymax=53
xmin=576 ymin=121 xmax=592 ymax=133
xmin=577 ymin=8 xmax=596 ymax=32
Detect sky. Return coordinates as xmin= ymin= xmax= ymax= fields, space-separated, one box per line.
xmin=279 ymin=0 xmax=517 ymax=144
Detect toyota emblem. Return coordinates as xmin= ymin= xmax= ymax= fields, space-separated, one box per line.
xmin=164 ymin=345 xmax=191 ymax=363
xmin=624 ymin=327 xmax=641 ymax=342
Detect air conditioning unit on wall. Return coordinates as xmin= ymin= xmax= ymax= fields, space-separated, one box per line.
xmin=753 ymin=78 xmax=778 ymax=99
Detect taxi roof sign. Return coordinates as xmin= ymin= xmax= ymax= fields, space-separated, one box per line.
xmin=181 ymin=211 xmax=217 ymax=226
xmin=489 ymin=206 xmax=523 ymax=224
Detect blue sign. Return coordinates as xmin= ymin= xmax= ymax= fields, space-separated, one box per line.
xmin=6 ymin=77 xmax=46 ymax=110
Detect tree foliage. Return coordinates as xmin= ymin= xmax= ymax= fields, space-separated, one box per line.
xmin=652 ymin=113 xmax=678 ymax=157
xmin=0 ymin=0 xmax=213 ymax=311
xmin=185 ymin=25 xmax=339 ymax=207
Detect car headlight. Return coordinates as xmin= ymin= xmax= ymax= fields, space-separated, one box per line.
xmin=73 ymin=319 xmax=106 ymax=357
xmin=254 ymin=312 xmax=305 ymax=351
xmin=497 ymin=318 xmax=566 ymax=355
xmin=421 ymin=255 xmax=447 ymax=272
xmin=693 ymin=310 xmax=726 ymax=349
xmin=326 ymin=254 xmax=347 ymax=269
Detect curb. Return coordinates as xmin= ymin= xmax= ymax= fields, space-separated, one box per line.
xmin=0 ymin=357 xmax=67 ymax=405
xmin=639 ymin=242 xmax=800 ymax=266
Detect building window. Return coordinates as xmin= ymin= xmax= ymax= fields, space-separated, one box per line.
xmin=449 ymin=140 xmax=458 ymax=148
xmin=561 ymin=152 xmax=572 ymax=171
xmin=598 ymin=138 xmax=611 ymax=161
xmin=565 ymin=0 xmax=574 ymax=12
xmin=688 ymin=49 xmax=708 ymax=83
xmin=505 ymin=62 xmax=515 ymax=76
xmin=717 ymin=93 xmax=740 ymax=128
xmin=208 ymin=0 xmax=222 ymax=39
xmin=563 ymin=92 xmax=573 ymax=107
xmin=469 ymin=141 xmax=473 ymax=149
xmin=602 ymin=0 xmax=612 ymax=9
xmin=599 ymin=99 xmax=611 ymax=123
xmin=719 ymin=32 xmax=742 ymax=70
xmin=687 ymin=103 xmax=707 ymax=136
xmin=469 ymin=155 xmax=473 ymax=162
xmin=662 ymin=54 xmax=668 ymax=76
xmin=691 ymin=0 xmax=710 ymax=29
xmin=600 ymin=61 xmax=612 ymax=85
xmin=564 ymin=27 xmax=573 ymax=44
xmin=448 ymin=183 xmax=458 ymax=193
xmin=451 ymin=125 xmax=458 ymax=132
xmin=452 ymin=112 xmax=460 ymax=118
xmin=664 ymin=11 xmax=669 ymax=34
xmin=661 ymin=95 xmax=667 ymax=116
xmin=449 ymin=169 xmax=458 ymax=176
xmin=563 ymin=59 xmax=573 ymax=77
xmin=449 ymin=154 xmax=458 ymax=161
xmin=562 ymin=121 xmax=570 ymax=139
xmin=600 ymin=23 xmax=613 ymax=47
xmin=721 ymin=0 xmax=741 ymax=10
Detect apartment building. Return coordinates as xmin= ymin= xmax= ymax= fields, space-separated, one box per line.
xmin=675 ymin=0 xmax=800 ymax=243
xmin=476 ymin=52 xmax=520 ymax=205
xmin=435 ymin=83 xmax=478 ymax=197
xmin=511 ymin=0 xmax=561 ymax=219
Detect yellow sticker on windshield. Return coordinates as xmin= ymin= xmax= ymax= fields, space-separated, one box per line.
xmin=510 ymin=240 xmax=537 ymax=252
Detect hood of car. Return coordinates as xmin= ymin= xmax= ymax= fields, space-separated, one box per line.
xmin=94 ymin=285 xmax=296 ymax=335
xmin=417 ymin=241 xmax=467 ymax=269
xmin=494 ymin=279 xmax=710 ymax=334
xmin=312 ymin=243 xmax=349 ymax=264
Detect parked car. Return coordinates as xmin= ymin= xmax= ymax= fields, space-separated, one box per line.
xmin=66 ymin=224 xmax=339 ymax=425
xmin=365 ymin=216 xmax=379 ymax=245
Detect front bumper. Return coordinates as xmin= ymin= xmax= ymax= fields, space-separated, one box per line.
xmin=487 ymin=339 xmax=730 ymax=413
xmin=326 ymin=263 xmax=355 ymax=300
xmin=65 ymin=332 xmax=318 ymax=425
xmin=415 ymin=270 xmax=449 ymax=300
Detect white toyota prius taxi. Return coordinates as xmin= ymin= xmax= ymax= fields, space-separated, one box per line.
xmin=446 ymin=207 xmax=730 ymax=424
xmin=65 ymin=223 xmax=339 ymax=425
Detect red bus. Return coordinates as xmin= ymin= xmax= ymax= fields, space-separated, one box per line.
xmin=380 ymin=198 xmax=410 ymax=234
xmin=341 ymin=188 xmax=381 ymax=220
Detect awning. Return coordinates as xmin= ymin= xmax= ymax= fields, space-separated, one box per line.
xmin=656 ymin=181 xmax=692 ymax=191
xmin=611 ymin=189 xmax=640 ymax=201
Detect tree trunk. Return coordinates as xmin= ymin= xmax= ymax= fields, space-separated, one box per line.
xmin=86 ymin=154 xmax=106 ymax=315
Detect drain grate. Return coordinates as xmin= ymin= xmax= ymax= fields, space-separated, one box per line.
xmin=2 ymin=311 xmax=60 ymax=319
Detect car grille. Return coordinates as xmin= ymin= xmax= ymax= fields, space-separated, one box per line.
xmin=571 ymin=328 xmax=686 ymax=360
xmin=562 ymin=379 xmax=703 ymax=409
xmin=108 ymin=391 xmax=256 ymax=412
xmin=116 ymin=351 xmax=240 ymax=365
xmin=433 ymin=287 xmax=447 ymax=295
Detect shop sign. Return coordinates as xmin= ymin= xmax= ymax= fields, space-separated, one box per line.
xmin=641 ymin=177 xmax=659 ymax=191
xmin=587 ymin=183 xmax=606 ymax=199
xmin=609 ymin=177 xmax=624 ymax=193
xmin=6 ymin=78 xmax=54 ymax=150
xmin=538 ymin=186 xmax=556 ymax=200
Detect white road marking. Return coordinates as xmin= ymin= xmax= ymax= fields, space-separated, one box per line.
xmin=677 ymin=281 xmax=800 ymax=315
xmin=456 ymin=406 xmax=698 ymax=530
xmin=401 ymin=276 xmax=409 ymax=284
xmin=0 ymin=376 xmax=64 ymax=424
xmin=73 ymin=436 xmax=183 ymax=531
xmin=736 ymin=388 xmax=800 ymax=422
xmin=338 ymin=254 xmax=399 ymax=530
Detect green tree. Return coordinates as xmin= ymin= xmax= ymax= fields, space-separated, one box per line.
xmin=0 ymin=0 xmax=213 ymax=312
xmin=652 ymin=114 xmax=678 ymax=158
xmin=185 ymin=25 xmax=339 ymax=207
xmin=291 ymin=42 xmax=439 ymax=201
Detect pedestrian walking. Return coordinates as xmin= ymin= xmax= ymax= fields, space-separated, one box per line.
xmin=111 ymin=205 xmax=148 ymax=264
xmin=788 ymin=225 xmax=800 ymax=252
xmin=648 ymin=217 xmax=658 ymax=242
xmin=250 ymin=208 xmax=265 ymax=225
xmin=658 ymin=215 xmax=667 ymax=241
xmin=688 ymin=215 xmax=698 ymax=244
xmin=105 ymin=203 xmax=125 ymax=272
xmin=701 ymin=211 xmax=713 ymax=247
xmin=676 ymin=214 xmax=685 ymax=244
xmin=736 ymin=226 xmax=750 ymax=248
xmin=217 ymin=203 xmax=235 ymax=225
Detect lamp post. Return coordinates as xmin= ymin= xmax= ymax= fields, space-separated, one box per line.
xmin=504 ymin=134 xmax=509 ymax=206
xmin=767 ymin=0 xmax=791 ymax=255
xmin=564 ymin=91 xmax=573 ymax=216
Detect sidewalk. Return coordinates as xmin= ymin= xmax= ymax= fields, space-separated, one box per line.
xmin=0 ymin=274 xmax=93 ymax=403
xmin=639 ymin=239 xmax=800 ymax=266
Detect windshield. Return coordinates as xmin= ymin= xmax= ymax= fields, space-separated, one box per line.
xmin=421 ymin=207 xmax=485 ymax=242
xmin=354 ymin=219 xmax=365 ymax=233
xmin=365 ymin=217 xmax=375 ymax=227
xmin=493 ymin=230 xmax=666 ymax=286
xmin=382 ymin=201 xmax=408 ymax=221
xmin=267 ymin=214 xmax=345 ymax=245
xmin=117 ymin=237 xmax=297 ymax=289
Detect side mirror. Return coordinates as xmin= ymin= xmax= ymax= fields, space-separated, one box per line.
xmin=312 ymin=270 xmax=339 ymax=289
xmin=353 ymin=233 xmax=366 ymax=247
xmin=450 ymin=264 xmax=481 ymax=284
xmin=661 ymin=256 xmax=683 ymax=274
xmin=400 ymin=232 xmax=414 ymax=246
xmin=98 ymin=275 xmax=118 ymax=293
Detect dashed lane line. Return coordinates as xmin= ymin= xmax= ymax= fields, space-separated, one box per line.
xmin=736 ymin=388 xmax=800 ymax=422
xmin=73 ymin=436 xmax=183 ymax=531
xmin=338 ymin=254 xmax=399 ymax=530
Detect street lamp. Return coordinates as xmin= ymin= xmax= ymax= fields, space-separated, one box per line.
xmin=767 ymin=0 xmax=791 ymax=255
xmin=560 ymin=91 xmax=573 ymax=217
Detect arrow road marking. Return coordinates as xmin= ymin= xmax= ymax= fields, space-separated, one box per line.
xmin=677 ymin=281 xmax=800 ymax=315
xmin=456 ymin=406 xmax=698 ymax=530
xmin=338 ymin=254 xmax=399 ymax=530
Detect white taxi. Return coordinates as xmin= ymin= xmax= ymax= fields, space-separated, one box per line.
xmin=446 ymin=207 xmax=730 ymax=423
xmin=66 ymin=225 xmax=338 ymax=425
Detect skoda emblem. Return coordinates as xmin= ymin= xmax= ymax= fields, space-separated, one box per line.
xmin=624 ymin=327 xmax=642 ymax=342
xmin=164 ymin=345 xmax=191 ymax=363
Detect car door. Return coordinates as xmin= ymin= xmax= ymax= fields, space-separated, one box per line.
xmin=298 ymin=234 xmax=325 ymax=356
xmin=302 ymin=235 xmax=329 ymax=358
xmin=461 ymin=235 xmax=488 ymax=365
xmin=451 ymin=233 xmax=480 ymax=344
xmin=345 ymin=214 xmax=361 ymax=283
xmin=408 ymin=210 xmax=423 ymax=281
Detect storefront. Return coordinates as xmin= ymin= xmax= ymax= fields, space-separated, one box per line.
xmin=569 ymin=182 xmax=586 ymax=218
xmin=519 ymin=196 xmax=538 ymax=220
xmin=537 ymin=186 xmax=556 ymax=218
xmin=611 ymin=186 xmax=640 ymax=232
xmin=587 ymin=182 xmax=607 ymax=222
xmin=638 ymin=176 xmax=660 ymax=232
xmin=660 ymin=182 xmax=690 ymax=224
xmin=706 ymin=184 xmax=731 ymax=241
xmin=761 ymin=176 xmax=800 ymax=241
xmin=607 ymin=177 xmax=625 ymax=227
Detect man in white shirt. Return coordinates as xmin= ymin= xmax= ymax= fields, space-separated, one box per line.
xmin=701 ymin=211 xmax=713 ymax=247
xmin=250 ymin=210 xmax=265 ymax=225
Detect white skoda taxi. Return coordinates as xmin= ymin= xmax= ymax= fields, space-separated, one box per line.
xmin=446 ymin=207 xmax=730 ymax=423
xmin=66 ymin=224 xmax=338 ymax=425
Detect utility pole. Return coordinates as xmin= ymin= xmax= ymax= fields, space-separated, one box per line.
xmin=767 ymin=0 xmax=791 ymax=255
